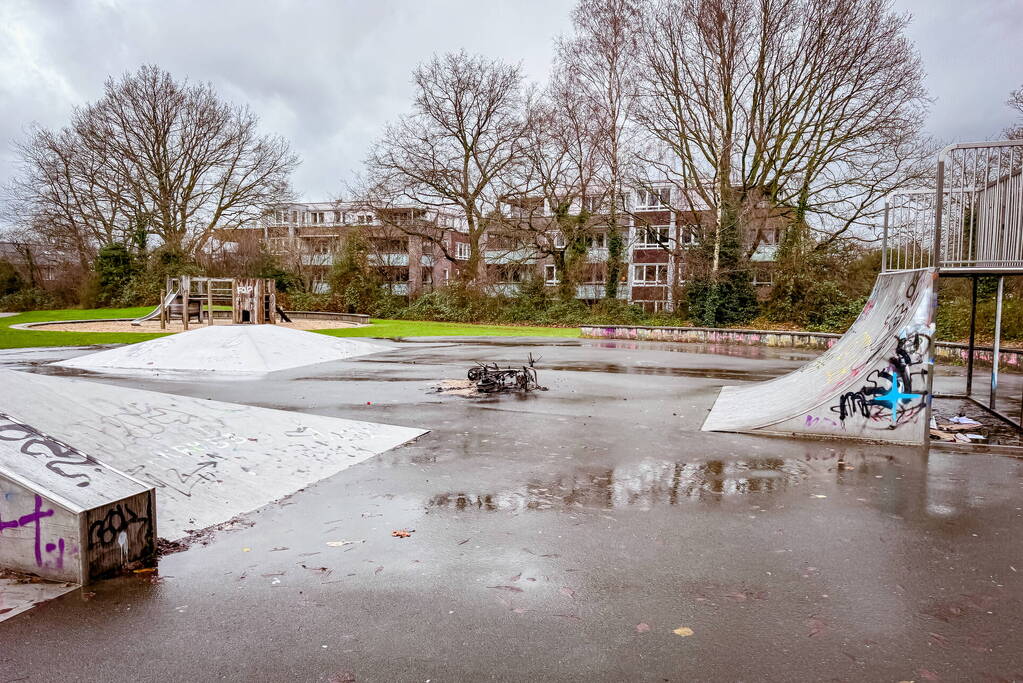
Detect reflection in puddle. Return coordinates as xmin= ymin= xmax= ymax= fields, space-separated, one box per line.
xmin=428 ymin=457 xmax=811 ymax=512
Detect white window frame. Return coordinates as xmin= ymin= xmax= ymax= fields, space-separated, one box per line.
xmin=636 ymin=188 xmax=670 ymax=209
xmin=635 ymin=226 xmax=671 ymax=249
xmin=455 ymin=242 xmax=471 ymax=260
xmin=544 ymin=264 xmax=559 ymax=284
xmin=632 ymin=264 xmax=668 ymax=285
xmin=552 ymin=231 xmax=566 ymax=249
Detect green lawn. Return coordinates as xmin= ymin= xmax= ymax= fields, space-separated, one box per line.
xmin=0 ymin=308 xmax=579 ymax=349
xmin=0 ymin=307 xmax=168 ymax=349
xmin=319 ymin=319 xmax=580 ymax=339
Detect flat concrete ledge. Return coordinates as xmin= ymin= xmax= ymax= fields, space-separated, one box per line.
xmin=283 ymin=310 xmax=369 ymax=324
xmin=580 ymin=324 xmax=1023 ymax=371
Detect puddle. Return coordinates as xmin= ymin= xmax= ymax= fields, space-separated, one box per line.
xmin=427 ymin=457 xmax=819 ymax=512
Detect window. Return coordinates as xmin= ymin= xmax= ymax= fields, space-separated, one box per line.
xmin=334 ymin=211 xmax=342 ymax=223
xmin=455 ymin=242 xmax=471 ymax=260
xmin=636 ymin=188 xmax=670 ymax=209
xmin=443 ymin=268 xmax=450 ymax=282
xmin=553 ymin=232 xmax=566 ymax=249
xmin=355 ymin=213 xmax=373 ymax=225
xmin=423 ymin=269 xmax=434 ymax=284
xmin=635 ymin=226 xmax=671 ymax=248
xmin=677 ymin=225 xmax=698 ymax=245
xmin=584 ymin=233 xmax=608 ymax=249
xmin=582 ymin=195 xmax=604 ymax=213
xmin=633 ymin=264 xmax=668 ymax=284
xmin=544 ymin=264 xmax=559 ymax=284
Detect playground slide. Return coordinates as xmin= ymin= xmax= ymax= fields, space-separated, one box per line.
xmin=131 ymin=288 xmax=180 ymax=326
xmin=701 ymin=268 xmax=936 ymax=445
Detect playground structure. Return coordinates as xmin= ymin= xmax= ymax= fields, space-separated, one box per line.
xmin=132 ymin=276 xmax=291 ymax=328
xmin=705 ymin=140 xmax=1023 ymax=445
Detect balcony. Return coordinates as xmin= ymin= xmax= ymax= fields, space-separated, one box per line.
xmin=586 ymin=247 xmax=608 ymax=263
xmin=484 ymin=248 xmax=539 ymax=265
xmin=301 ymin=253 xmax=333 ymax=266
xmin=383 ymin=283 xmax=409 ymax=296
xmin=368 ymin=253 xmax=409 ymax=267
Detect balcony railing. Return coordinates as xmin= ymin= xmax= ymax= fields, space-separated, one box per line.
xmin=368 ymin=253 xmax=409 ymax=267
xmin=301 ymin=253 xmax=333 ymax=266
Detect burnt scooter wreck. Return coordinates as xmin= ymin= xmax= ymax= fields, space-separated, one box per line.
xmin=467 ymin=354 xmax=547 ymax=393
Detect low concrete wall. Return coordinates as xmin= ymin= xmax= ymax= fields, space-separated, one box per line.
xmin=283 ymin=311 xmax=369 ymax=324
xmin=580 ymin=325 xmax=1023 ymax=372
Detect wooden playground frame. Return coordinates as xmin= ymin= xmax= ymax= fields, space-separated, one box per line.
xmin=152 ymin=276 xmax=281 ymax=330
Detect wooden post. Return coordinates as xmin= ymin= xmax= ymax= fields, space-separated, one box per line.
xmin=207 ymin=280 xmax=214 ymax=326
xmin=268 ymin=280 xmax=277 ymax=325
xmin=232 ymin=279 xmax=239 ymax=324
xmin=254 ymin=279 xmax=264 ymax=324
xmin=181 ymin=276 xmax=190 ymax=331
xmin=159 ymin=288 xmax=166 ymax=330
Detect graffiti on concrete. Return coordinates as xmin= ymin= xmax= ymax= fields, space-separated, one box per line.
xmin=830 ymin=324 xmax=931 ymax=428
xmin=0 ymin=493 xmax=61 ymax=567
xmin=88 ymin=501 xmax=151 ymax=554
xmin=0 ymin=412 xmax=98 ymax=487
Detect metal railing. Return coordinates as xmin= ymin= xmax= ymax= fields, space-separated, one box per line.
xmin=936 ymin=141 xmax=1023 ymax=273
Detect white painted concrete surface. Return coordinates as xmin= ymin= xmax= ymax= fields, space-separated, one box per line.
xmin=0 ymin=370 xmax=427 ymax=540
xmin=53 ymin=324 xmax=389 ymax=377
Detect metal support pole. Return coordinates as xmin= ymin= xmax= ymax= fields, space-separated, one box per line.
xmin=990 ymin=276 xmax=1004 ymax=410
xmin=207 ymin=282 xmax=213 ymax=326
xmin=933 ymin=159 xmax=945 ymax=269
xmin=881 ymin=199 xmax=889 ymax=272
xmin=966 ymin=276 xmax=977 ymax=396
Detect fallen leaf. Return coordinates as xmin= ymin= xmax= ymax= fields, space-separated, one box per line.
xmin=391 ymin=529 xmax=412 ymax=539
xmin=457 ymin=538 xmax=470 ymax=545
xmin=242 ymin=548 xmax=251 ymax=552
xmin=806 ymin=616 xmax=827 ymax=638
xmin=636 ymin=623 xmax=651 ymax=633
xmin=509 ymin=573 xmax=522 ymax=582
xmin=673 ymin=626 xmax=694 ymax=637
xmin=559 ymin=587 xmax=576 ymax=599
xmin=326 ymin=540 xmax=356 ymax=547
xmin=487 ymin=585 xmax=524 ymax=593
xmin=374 ymin=566 xmax=384 ymax=575
xmin=328 ymin=672 xmax=357 ymax=683
xmin=133 ymin=568 xmax=156 ymax=574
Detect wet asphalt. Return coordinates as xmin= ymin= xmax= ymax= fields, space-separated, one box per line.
xmin=1 ymin=337 xmax=1023 ymax=682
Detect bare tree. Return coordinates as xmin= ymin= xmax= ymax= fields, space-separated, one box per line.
xmin=5 ymin=65 xmax=298 ymax=261
xmin=1006 ymin=85 xmax=1023 ymax=139
xmin=635 ymin=0 xmax=931 ymax=275
xmin=504 ymin=67 xmax=612 ymax=300
xmin=365 ymin=51 xmax=528 ymax=286
xmin=556 ymin=0 xmax=642 ymax=299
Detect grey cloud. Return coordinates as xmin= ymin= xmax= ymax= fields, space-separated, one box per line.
xmin=1 ymin=0 xmax=1019 ymax=208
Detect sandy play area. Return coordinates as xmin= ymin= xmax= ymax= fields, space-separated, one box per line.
xmin=23 ymin=318 xmax=362 ymax=333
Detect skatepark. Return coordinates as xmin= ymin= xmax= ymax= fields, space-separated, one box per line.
xmin=2 ymin=141 xmax=1023 ymax=680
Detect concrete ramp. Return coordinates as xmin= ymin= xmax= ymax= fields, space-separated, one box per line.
xmin=1 ymin=411 xmax=156 ymax=583
xmin=0 ymin=371 xmax=426 ymax=539
xmin=54 ymin=324 xmax=388 ymax=377
xmin=702 ymin=269 xmax=936 ymax=444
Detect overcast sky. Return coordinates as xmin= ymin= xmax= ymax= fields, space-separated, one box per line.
xmin=1 ymin=0 xmax=1021 ymax=203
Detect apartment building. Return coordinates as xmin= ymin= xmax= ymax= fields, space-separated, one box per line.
xmin=242 ymin=201 xmax=469 ymax=296
xmin=238 ymin=188 xmax=785 ymax=311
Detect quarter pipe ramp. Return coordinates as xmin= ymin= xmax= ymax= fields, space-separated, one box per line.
xmin=702 ymin=268 xmax=936 ymax=445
